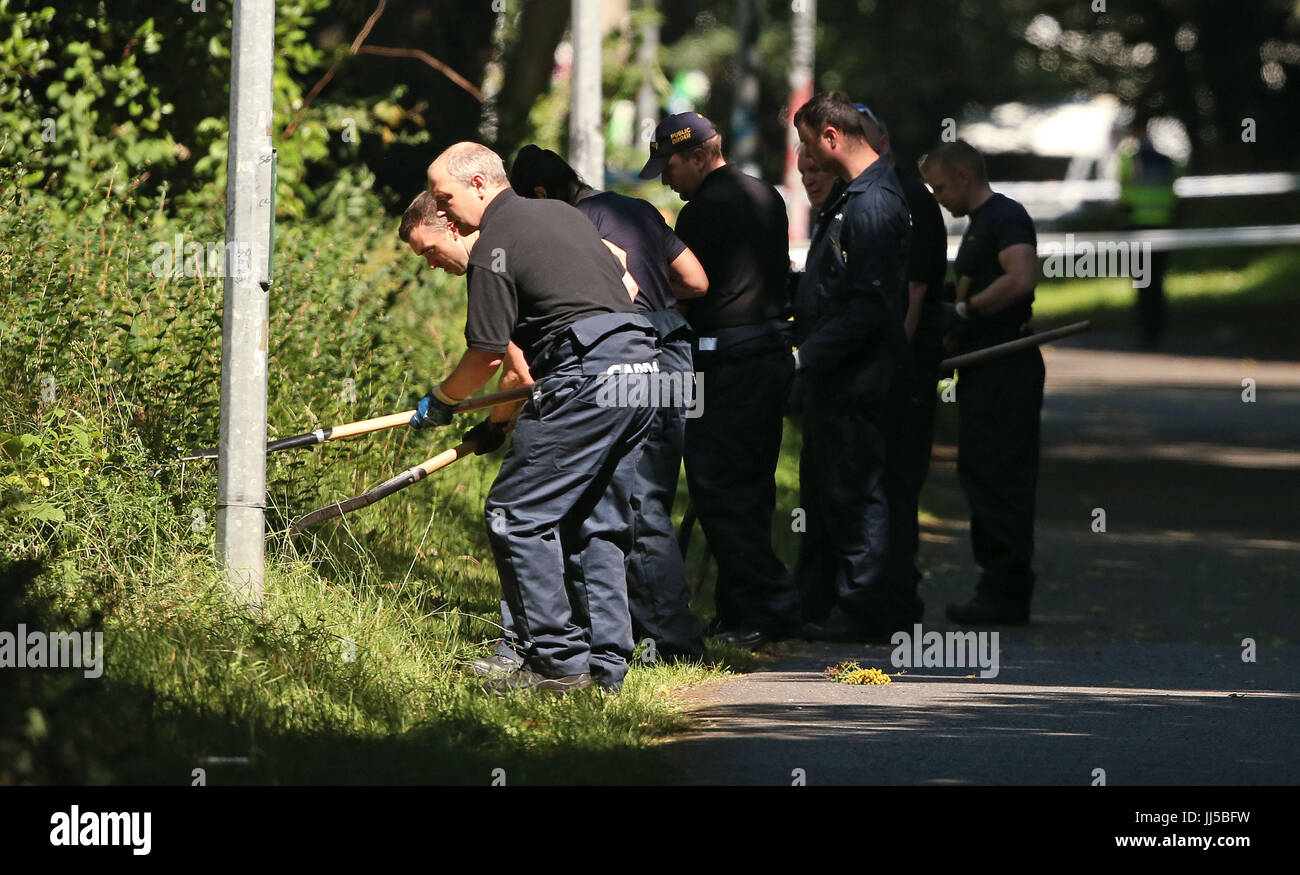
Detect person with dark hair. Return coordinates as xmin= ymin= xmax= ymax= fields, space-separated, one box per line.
xmin=919 ymin=138 xmax=1043 ymax=626
xmin=640 ymin=112 xmax=800 ymax=649
xmin=417 ymin=142 xmax=661 ymax=694
xmin=792 ymin=91 xmax=915 ymax=641
xmin=509 ymin=144 xmax=710 ymax=661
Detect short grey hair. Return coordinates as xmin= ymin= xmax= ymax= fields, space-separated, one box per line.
xmin=437 ymin=141 xmax=509 ymax=187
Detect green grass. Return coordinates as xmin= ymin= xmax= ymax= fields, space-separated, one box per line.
xmin=1032 ymin=246 xmax=1300 ymax=356
xmin=0 ymin=173 xmax=740 ymax=786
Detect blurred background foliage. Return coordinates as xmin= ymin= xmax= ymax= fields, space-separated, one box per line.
xmin=1 ymin=0 xmax=1295 ymax=221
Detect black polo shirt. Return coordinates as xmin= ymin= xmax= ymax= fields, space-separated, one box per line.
xmin=896 ymin=167 xmax=950 ymax=361
xmin=576 ymin=191 xmax=686 ymax=314
xmin=953 ymin=192 xmax=1036 ymax=331
xmin=465 ymin=188 xmax=635 ymax=364
xmin=673 ymin=163 xmax=789 ymax=333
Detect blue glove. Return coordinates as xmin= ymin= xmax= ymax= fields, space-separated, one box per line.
xmin=410 ymin=386 xmax=459 ymax=429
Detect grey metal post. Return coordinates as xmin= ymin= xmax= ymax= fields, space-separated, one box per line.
xmin=570 ymin=0 xmax=604 ymax=187
xmin=730 ymin=0 xmax=761 ymax=177
xmin=634 ymin=2 xmax=660 ymax=142
xmin=785 ymin=0 xmax=816 ymax=242
xmin=216 ymin=0 xmax=276 ymax=606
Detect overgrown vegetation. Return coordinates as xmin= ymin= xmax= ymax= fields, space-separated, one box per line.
xmin=0 ymin=166 xmax=746 ymax=785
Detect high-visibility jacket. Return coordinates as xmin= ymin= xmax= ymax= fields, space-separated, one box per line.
xmin=1118 ymin=139 xmax=1177 ymax=227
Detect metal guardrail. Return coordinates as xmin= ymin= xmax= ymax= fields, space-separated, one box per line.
xmin=789 ymin=223 xmax=1300 ymax=269
xmin=995 ymin=172 xmax=1300 ymax=204
xmin=956 ymin=224 xmax=1300 ymax=261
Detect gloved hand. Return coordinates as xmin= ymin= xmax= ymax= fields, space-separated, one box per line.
xmin=410 ymin=386 xmax=460 ymax=429
xmin=940 ymin=301 xmax=976 ymax=352
xmin=462 ymin=417 xmax=507 ymax=455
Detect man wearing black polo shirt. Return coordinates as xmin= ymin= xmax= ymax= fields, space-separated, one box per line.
xmin=415 ymin=141 xmax=660 ymax=693
xmin=792 ymin=91 xmax=914 ymax=640
xmin=854 ymin=107 xmax=951 ymax=614
xmin=508 ymin=144 xmax=709 ymax=661
xmin=639 ymin=112 xmax=799 ymax=649
xmin=920 ymin=139 xmax=1043 ymax=625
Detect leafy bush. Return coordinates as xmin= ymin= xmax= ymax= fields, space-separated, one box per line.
xmin=0 ymin=0 xmax=424 ymax=219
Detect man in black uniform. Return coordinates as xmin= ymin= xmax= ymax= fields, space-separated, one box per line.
xmin=509 ymin=144 xmax=709 ymax=661
xmin=920 ymin=139 xmax=1043 ymax=625
xmin=640 ymin=112 xmax=799 ymax=648
xmin=415 ymin=141 xmax=660 ymax=692
xmin=853 ymin=107 xmax=951 ymax=612
xmin=792 ymin=92 xmax=915 ymax=640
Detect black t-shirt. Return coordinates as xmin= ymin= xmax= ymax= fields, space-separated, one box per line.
xmin=896 ymin=167 xmax=950 ymax=357
xmin=465 ymin=188 xmax=634 ymax=363
xmin=953 ymin=192 xmax=1037 ymax=330
xmin=673 ymin=163 xmax=789 ymax=332
xmin=576 ymin=191 xmax=687 ymax=314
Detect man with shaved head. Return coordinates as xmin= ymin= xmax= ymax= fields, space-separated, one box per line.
xmin=920 ymin=138 xmax=1043 ymax=626
xmin=412 ymin=141 xmax=660 ymax=694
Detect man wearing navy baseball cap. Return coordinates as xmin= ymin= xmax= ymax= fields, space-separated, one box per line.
xmin=641 ymin=110 xmax=800 ymax=649
xmin=638 ymin=111 xmax=718 ymax=185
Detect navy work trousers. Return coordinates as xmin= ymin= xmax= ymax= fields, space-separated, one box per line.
xmin=796 ymin=382 xmax=921 ymax=630
xmin=485 ymin=317 xmax=658 ymax=688
xmin=625 ymin=310 xmax=704 ymax=659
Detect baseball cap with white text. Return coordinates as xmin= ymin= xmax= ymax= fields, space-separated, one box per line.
xmin=637 ymin=111 xmax=719 ymax=180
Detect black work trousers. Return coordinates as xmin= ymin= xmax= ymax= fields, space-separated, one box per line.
xmin=955 ymin=346 xmax=1045 ymax=609
xmin=683 ymin=345 xmax=798 ymax=633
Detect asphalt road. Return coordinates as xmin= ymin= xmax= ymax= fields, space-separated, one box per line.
xmin=658 ymin=344 xmax=1300 ymax=785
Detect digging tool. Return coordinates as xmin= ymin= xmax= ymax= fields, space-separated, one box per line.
xmin=938 ymin=321 xmax=1091 ymax=372
xmin=182 ymin=385 xmax=531 ymax=461
xmin=289 ymin=440 xmax=477 ymax=533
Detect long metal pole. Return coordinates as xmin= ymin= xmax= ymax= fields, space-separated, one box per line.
xmin=730 ymin=0 xmax=761 ymax=177
xmin=939 ymin=321 xmax=1092 ymax=372
xmin=217 ymin=0 xmax=276 ymax=606
xmin=634 ymin=1 xmax=660 ymax=140
xmin=570 ymin=0 xmax=604 ymax=187
xmin=785 ymin=0 xmax=815 ymax=242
